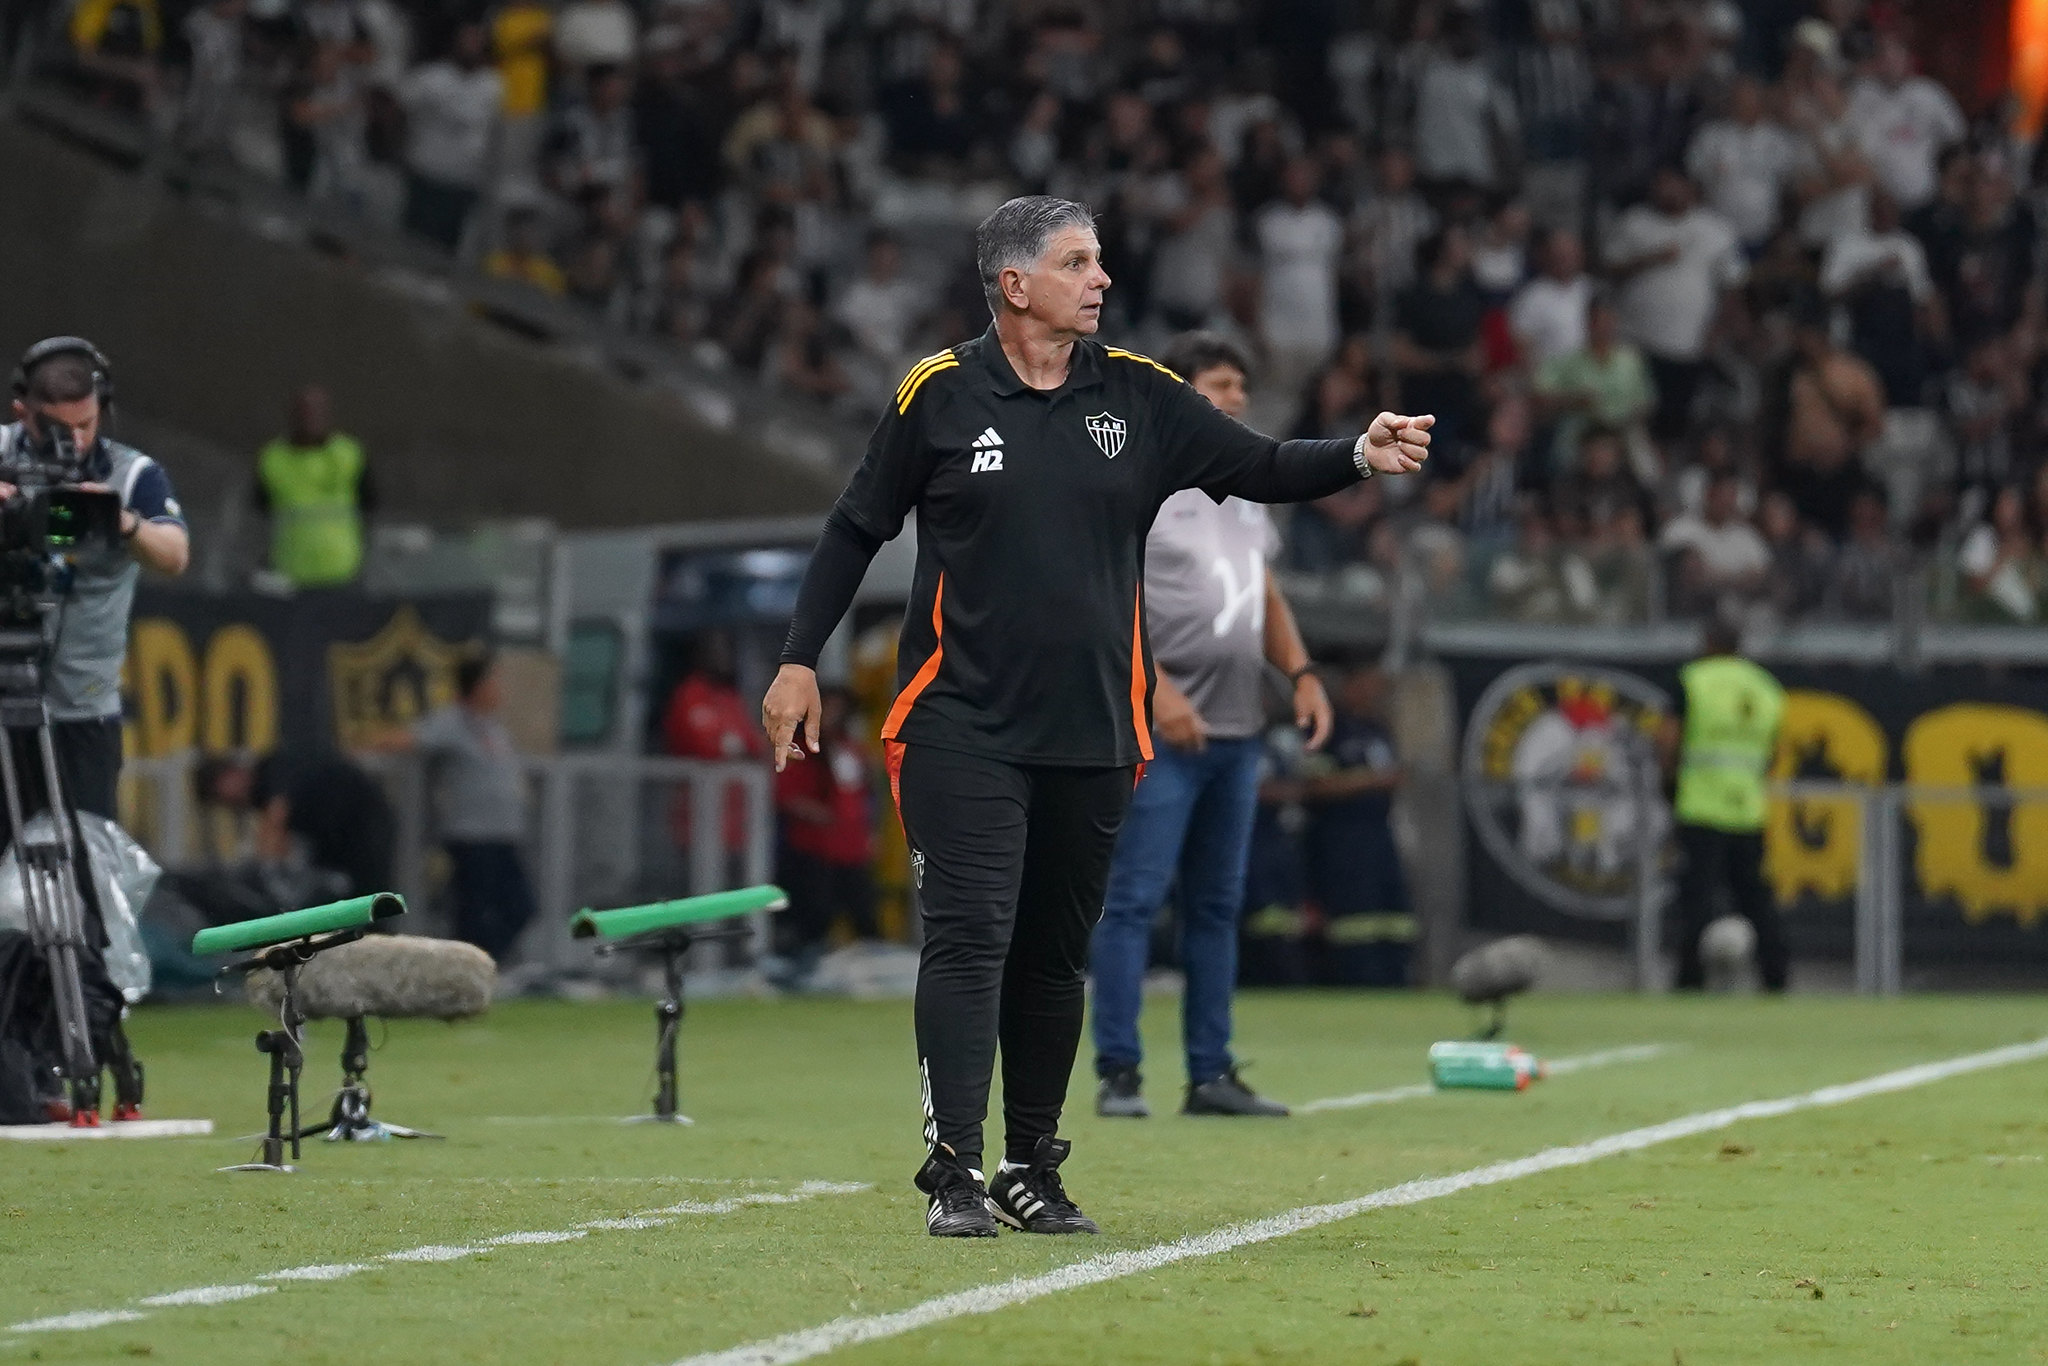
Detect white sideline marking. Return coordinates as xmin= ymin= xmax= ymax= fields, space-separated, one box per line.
xmin=1543 ymin=1043 xmax=1672 ymax=1075
xmin=139 ymin=1285 xmax=273 ymax=1308
xmin=1293 ymin=1081 xmax=1433 ymax=1114
xmin=1295 ymin=1043 xmax=1670 ymax=1113
xmin=346 ymin=1175 xmax=750 ymax=1186
xmin=0 ymin=1119 xmax=213 ymax=1141
xmin=673 ymin=1036 xmax=2048 ymax=1366
xmin=5 ymin=1180 xmax=870 ymax=1337
xmin=382 ymin=1245 xmax=474 ymax=1264
xmin=7 ymin=1311 xmax=147 ymax=1333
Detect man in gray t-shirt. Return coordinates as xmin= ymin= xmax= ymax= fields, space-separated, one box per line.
xmin=1090 ymin=334 xmax=1335 ymax=1120
xmin=393 ymin=655 xmax=535 ymax=962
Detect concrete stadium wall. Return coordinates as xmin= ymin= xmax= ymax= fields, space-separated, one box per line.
xmin=0 ymin=120 xmax=842 ymax=529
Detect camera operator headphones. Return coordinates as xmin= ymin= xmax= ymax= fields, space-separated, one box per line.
xmin=11 ymin=336 xmax=115 ymax=413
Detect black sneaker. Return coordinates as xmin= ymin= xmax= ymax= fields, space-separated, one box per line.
xmin=913 ymin=1144 xmax=998 ymax=1238
xmin=1184 ymin=1066 xmax=1290 ymax=1117
xmin=1096 ymin=1065 xmax=1149 ymax=1118
xmin=987 ymin=1137 xmax=1100 ymax=1234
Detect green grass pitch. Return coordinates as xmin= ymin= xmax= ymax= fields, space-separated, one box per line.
xmin=4 ymin=990 xmax=2046 ymax=1365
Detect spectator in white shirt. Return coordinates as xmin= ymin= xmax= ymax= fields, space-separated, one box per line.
xmin=1604 ymin=167 xmax=1746 ymax=439
xmin=1661 ymin=471 xmax=1770 ymax=616
xmin=833 ymin=231 xmax=924 ymax=368
xmin=1148 ymin=145 xmax=1238 ymax=331
xmin=1685 ymin=75 xmax=1800 ymax=249
xmin=1822 ymin=189 xmax=1941 ymax=403
xmin=1957 ymin=486 xmax=2042 ymax=623
xmin=1256 ymin=157 xmax=1345 ymax=394
xmin=176 ymin=0 xmax=244 ymax=160
xmin=1846 ymin=32 xmax=1965 ymax=212
xmin=399 ymin=23 xmax=503 ymax=250
xmin=1412 ymin=11 xmax=1519 ymax=193
xmin=1508 ymin=227 xmax=1593 ymax=367
xmin=1790 ymin=68 xmax=1873 ymax=248
xmin=1350 ymin=145 xmax=1436 ymax=309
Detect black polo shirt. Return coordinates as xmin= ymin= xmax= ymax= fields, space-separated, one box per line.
xmin=834 ymin=328 xmax=1354 ymax=768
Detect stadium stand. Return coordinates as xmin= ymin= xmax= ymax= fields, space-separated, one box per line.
xmin=0 ymin=0 xmax=2034 ymax=631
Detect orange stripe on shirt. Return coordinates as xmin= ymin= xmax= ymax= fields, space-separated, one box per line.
xmin=1129 ymin=586 xmax=1154 ymax=762
xmin=881 ymin=574 xmax=945 ymax=741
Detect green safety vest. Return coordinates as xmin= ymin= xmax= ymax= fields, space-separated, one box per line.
xmin=1674 ymin=655 xmax=1785 ymax=832
xmin=259 ymin=434 xmax=366 ymax=586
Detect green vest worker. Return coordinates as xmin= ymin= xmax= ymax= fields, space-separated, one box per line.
xmin=256 ymin=384 xmax=373 ymax=587
xmin=1666 ymin=618 xmax=1788 ymax=990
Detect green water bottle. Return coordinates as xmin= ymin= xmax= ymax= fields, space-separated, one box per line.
xmin=1428 ymin=1041 xmax=1544 ymax=1091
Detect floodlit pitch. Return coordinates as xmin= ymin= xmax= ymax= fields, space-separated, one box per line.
xmin=3 ymin=991 xmax=2044 ymax=1365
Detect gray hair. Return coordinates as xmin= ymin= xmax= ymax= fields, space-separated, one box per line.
xmin=975 ymin=195 xmax=1096 ymax=313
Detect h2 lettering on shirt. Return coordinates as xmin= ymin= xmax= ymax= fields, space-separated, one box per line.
xmin=1209 ymin=548 xmax=1264 ymax=638
xmin=969 ymin=427 xmax=1004 ymax=473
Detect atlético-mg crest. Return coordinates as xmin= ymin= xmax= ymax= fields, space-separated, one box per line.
xmin=1085 ymin=411 xmax=1126 ymax=458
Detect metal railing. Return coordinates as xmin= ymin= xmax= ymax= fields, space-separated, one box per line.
xmin=1622 ymin=779 xmax=2048 ymax=996
xmin=122 ymin=750 xmax=774 ymax=974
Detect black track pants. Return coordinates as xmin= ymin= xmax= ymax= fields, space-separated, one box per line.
xmin=1674 ymin=823 xmax=1788 ymax=991
xmin=892 ymin=743 xmax=1135 ymax=1173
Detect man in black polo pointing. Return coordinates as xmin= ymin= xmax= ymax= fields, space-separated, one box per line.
xmin=763 ymin=195 xmax=1430 ymax=1238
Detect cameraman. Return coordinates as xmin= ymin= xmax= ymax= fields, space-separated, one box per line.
xmin=2 ymin=340 xmax=188 ymax=813
xmin=0 ymin=337 xmax=186 ymax=1120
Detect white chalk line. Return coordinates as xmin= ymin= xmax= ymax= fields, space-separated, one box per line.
xmin=0 ymin=1119 xmax=214 ymax=1142
xmin=340 ymin=1175 xmax=755 ymax=1186
xmin=1294 ymin=1042 xmax=1672 ymax=1114
xmin=2 ymin=1311 xmax=147 ymax=1334
xmin=672 ymin=1035 xmax=2048 ymax=1366
xmin=5 ymin=1180 xmax=869 ymax=1337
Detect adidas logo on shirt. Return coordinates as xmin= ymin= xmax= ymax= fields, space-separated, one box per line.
xmin=970 ymin=427 xmax=1004 ymax=473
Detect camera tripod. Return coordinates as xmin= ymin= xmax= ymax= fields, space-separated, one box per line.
xmin=0 ymin=626 xmax=142 ymax=1125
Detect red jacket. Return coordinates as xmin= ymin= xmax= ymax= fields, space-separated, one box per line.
xmin=662 ymin=674 xmax=768 ymax=854
xmin=774 ymin=738 xmax=876 ymax=867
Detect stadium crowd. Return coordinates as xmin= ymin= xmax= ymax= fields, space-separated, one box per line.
xmin=25 ymin=0 xmax=2048 ymax=625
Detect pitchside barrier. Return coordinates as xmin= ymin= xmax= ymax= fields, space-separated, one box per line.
xmin=1593 ymin=778 xmax=2048 ymax=995
xmin=123 ymin=752 xmax=775 ymax=975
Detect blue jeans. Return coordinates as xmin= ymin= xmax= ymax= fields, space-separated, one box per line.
xmin=1090 ymin=736 xmax=1263 ymax=1084
xmin=445 ymin=840 xmax=537 ymax=965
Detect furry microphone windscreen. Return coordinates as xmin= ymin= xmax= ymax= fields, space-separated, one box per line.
xmin=246 ymin=936 xmax=496 ymax=1021
xmin=1450 ymin=935 xmax=1549 ymax=1005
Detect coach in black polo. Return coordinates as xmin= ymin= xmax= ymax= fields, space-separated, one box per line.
xmin=764 ymin=195 xmax=1430 ymax=1239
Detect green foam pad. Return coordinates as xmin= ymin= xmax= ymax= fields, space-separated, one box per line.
xmin=571 ymin=886 xmax=787 ymax=940
xmin=191 ymin=893 xmax=406 ymax=956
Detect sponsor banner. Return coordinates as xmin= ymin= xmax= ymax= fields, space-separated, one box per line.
xmin=1449 ymin=654 xmax=2048 ymax=965
xmin=124 ymin=589 xmax=491 ymax=758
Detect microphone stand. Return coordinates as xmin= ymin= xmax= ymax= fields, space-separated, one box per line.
xmin=216 ymin=928 xmax=367 ymax=1172
xmin=596 ymin=923 xmax=751 ymax=1126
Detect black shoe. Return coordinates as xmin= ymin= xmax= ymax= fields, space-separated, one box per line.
xmin=1096 ymin=1065 xmax=1149 ymax=1118
xmin=1184 ymin=1066 xmax=1290 ymax=1117
xmin=987 ymin=1137 xmax=1100 ymax=1234
xmin=913 ymin=1145 xmax=999 ymax=1238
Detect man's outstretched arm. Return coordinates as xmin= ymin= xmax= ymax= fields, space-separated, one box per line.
xmin=1157 ymin=378 xmax=1432 ymax=503
xmin=1223 ymin=413 xmax=1434 ymax=502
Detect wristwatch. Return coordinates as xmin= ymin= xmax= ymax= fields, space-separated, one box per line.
xmin=1352 ymin=432 xmax=1375 ymax=479
xmin=1287 ymin=664 xmax=1317 ymax=685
